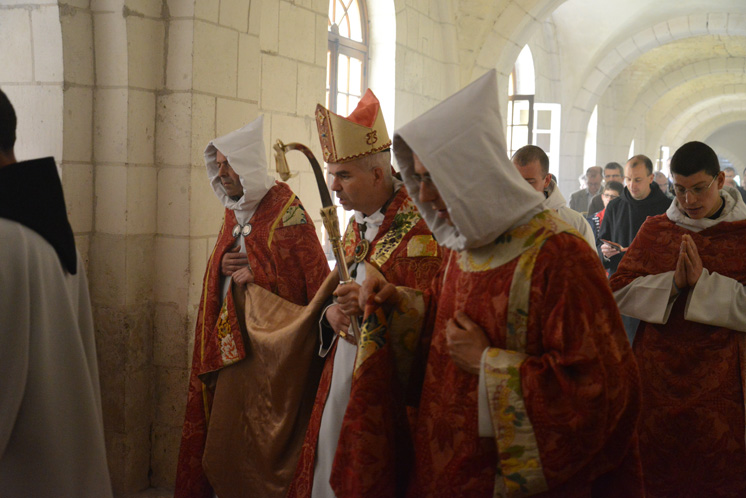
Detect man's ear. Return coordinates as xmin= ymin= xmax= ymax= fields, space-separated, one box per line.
xmin=372 ymin=165 xmax=384 ymax=184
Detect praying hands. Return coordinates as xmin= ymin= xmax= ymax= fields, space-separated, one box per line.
xmin=674 ymin=234 xmax=703 ymax=291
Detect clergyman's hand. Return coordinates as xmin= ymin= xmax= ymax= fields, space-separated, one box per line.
xmin=334 ymin=282 xmax=363 ymax=317
xmin=358 ymin=276 xmax=400 ymax=315
xmin=222 ymin=246 xmax=249 ymax=276
xmin=445 ymin=311 xmax=490 ymax=375
xmin=673 ymin=245 xmax=687 ymax=293
xmin=682 ymin=234 xmax=703 ymax=288
xmin=232 ymin=266 xmax=254 ymax=287
xmin=325 ymin=304 xmax=354 ymax=345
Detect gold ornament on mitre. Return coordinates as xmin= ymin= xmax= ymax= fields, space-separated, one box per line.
xmin=315 ymin=89 xmax=391 ymax=164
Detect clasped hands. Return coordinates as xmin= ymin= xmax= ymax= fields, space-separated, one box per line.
xmin=673 ymin=234 xmax=703 ymax=292
xmin=356 ymin=277 xmax=490 ymax=375
xmin=222 ymin=246 xmax=254 ymax=286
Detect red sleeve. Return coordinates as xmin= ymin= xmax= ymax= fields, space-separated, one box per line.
xmin=522 ymin=234 xmax=642 ymax=492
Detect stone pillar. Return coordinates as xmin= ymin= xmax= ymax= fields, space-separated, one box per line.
xmin=87 ymin=0 xmax=163 ymax=493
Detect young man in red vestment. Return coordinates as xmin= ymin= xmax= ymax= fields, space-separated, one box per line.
xmin=611 ymin=141 xmax=746 ymax=497
xmin=288 ymin=90 xmax=442 ymax=498
xmin=363 ymin=70 xmax=643 ymax=497
xmin=175 ymin=116 xmax=329 ymax=498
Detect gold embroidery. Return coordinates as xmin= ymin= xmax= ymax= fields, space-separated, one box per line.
xmin=459 ymin=210 xmax=579 ymax=273
xmin=369 ymin=198 xmax=422 ymax=268
xmin=267 ymin=194 xmax=297 ymax=248
xmin=406 ymin=234 xmax=439 ymax=257
xmin=481 ymin=210 xmax=581 ymax=496
xmin=281 ymin=204 xmax=308 ymax=227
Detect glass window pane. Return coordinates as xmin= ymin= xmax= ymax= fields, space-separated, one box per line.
xmin=513 ymin=100 xmax=529 ymax=125
xmin=334 ymin=0 xmax=346 ymax=27
xmin=338 ymin=54 xmax=349 ymax=93
xmin=337 ymin=1 xmax=350 ymax=38
xmin=338 ymin=93 xmax=349 ymax=115
xmin=349 ymin=57 xmax=362 ymax=96
xmin=536 ymin=133 xmax=550 ymax=152
xmin=348 ymin=94 xmax=360 ymax=111
xmin=513 ymin=126 xmax=528 ymax=150
xmin=536 ymin=109 xmax=551 ymax=130
xmin=348 ymin=0 xmax=363 ymax=42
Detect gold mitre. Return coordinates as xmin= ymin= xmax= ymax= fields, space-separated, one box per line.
xmin=315 ymin=89 xmax=391 ymax=164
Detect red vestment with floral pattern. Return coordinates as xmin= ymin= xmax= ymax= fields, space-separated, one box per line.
xmin=288 ymin=186 xmax=442 ymax=498
xmin=611 ymin=214 xmax=746 ymax=498
xmin=409 ymin=225 xmax=643 ymax=497
xmin=174 ymin=183 xmax=329 ymax=498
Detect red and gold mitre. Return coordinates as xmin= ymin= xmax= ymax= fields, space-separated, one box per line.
xmin=315 ymin=89 xmax=391 ymax=164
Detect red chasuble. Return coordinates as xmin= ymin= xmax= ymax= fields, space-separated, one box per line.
xmin=288 ymin=186 xmax=442 ymax=498
xmin=409 ymin=212 xmax=643 ymax=497
xmin=175 ymin=183 xmax=329 ymax=498
xmin=611 ymin=214 xmax=746 ymax=497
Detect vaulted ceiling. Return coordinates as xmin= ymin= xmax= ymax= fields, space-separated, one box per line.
xmin=454 ymin=0 xmax=746 ymax=173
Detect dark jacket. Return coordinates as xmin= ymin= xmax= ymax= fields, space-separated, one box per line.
xmin=597 ymin=182 xmax=671 ymax=275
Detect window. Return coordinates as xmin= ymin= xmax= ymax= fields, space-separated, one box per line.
xmin=327 ymin=0 xmax=368 ymax=115
xmin=323 ymin=0 xmax=369 ymax=260
xmin=507 ymin=46 xmax=535 ymax=158
xmin=583 ymin=105 xmax=598 ymax=169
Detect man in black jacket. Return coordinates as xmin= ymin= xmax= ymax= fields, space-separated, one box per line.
xmin=597 ymin=154 xmax=671 ymax=341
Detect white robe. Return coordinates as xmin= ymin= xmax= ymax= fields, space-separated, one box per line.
xmin=543 ymin=180 xmax=597 ymax=250
xmin=0 ymin=220 xmax=112 ymax=497
xmin=312 ymin=208 xmax=385 ymax=498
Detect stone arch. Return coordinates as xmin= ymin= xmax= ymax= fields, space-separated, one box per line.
xmin=615 ymin=57 xmax=746 ymax=153
xmin=691 ymin=112 xmax=746 ymax=146
xmin=562 ymin=12 xmax=746 ymax=180
xmin=663 ymin=96 xmax=746 ymax=147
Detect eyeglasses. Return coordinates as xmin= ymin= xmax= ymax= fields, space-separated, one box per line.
xmin=673 ymin=176 xmax=717 ymax=197
xmin=411 ymin=172 xmax=434 ymax=186
xmin=602 ymin=193 xmax=619 ymax=200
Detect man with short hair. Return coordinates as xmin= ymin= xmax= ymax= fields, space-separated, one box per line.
xmin=588 ymin=162 xmax=625 ymax=214
xmin=512 ymin=145 xmax=596 ymax=248
xmin=0 ymin=89 xmax=113 ymax=497
xmin=598 ymin=155 xmax=671 ymax=340
xmin=175 ymin=116 xmax=330 ymax=498
xmin=723 ymin=166 xmax=746 ymax=201
xmin=611 ymin=141 xmax=746 ymax=496
xmin=569 ymin=165 xmax=603 ymax=213
xmin=363 ymin=71 xmax=642 ymax=497
xmin=598 ymin=155 xmax=671 ymax=277
xmin=288 ymin=90 xmax=442 ymax=498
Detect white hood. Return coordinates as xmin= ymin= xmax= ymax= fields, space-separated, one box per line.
xmin=543 ymin=180 xmax=567 ymax=211
xmin=667 ymin=184 xmax=746 ymax=231
xmin=393 ymin=70 xmax=544 ymax=251
xmin=204 ymin=115 xmax=275 ymax=224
